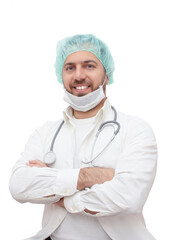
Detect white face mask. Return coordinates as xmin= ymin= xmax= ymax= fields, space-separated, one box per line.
xmin=63 ymin=76 xmax=107 ymax=112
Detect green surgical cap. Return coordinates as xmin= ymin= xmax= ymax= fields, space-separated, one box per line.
xmin=54 ymin=34 xmax=115 ymax=84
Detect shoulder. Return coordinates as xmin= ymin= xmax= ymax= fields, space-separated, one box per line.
xmin=118 ymin=111 xmax=150 ymax=126
xmin=106 ymin=100 xmax=154 ymax=134
xmin=117 ymin=111 xmax=156 ymax=142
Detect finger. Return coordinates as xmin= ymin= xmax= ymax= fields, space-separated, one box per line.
xmin=27 ymin=164 xmax=43 ymax=168
xmin=29 ymin=160 xmax=46 ymax=166
xmin=27 ymin=162 xmax=47 ymax=168
xmin=26 ymin=162 xmax=41 ymax=167
xmin=29 ymin=159 xmax=42 ymax=164
xmin=26 ymin=163 xmax=35 ymax=167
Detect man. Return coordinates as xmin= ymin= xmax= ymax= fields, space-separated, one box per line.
xmin=9 ymin=34 xmax=157 ymax=240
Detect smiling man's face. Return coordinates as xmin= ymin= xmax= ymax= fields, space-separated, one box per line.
xmin=62 ymin=51 xmax=108 ymax=97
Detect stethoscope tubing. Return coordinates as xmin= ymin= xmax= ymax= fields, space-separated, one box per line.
xmin=44 ymin=106 xmax=120 ymax=165
xmin=50 ymin=120 xmax=64 ymax=151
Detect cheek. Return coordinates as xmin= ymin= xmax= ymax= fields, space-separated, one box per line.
xmin=62 ymin=73 xmax=72 ymax=89
xmin=92 ymin=72 xmax=106 ymax=87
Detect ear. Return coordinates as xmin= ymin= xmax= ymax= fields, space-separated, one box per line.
xmin=106 ymin=75 xmax=109 ymax=85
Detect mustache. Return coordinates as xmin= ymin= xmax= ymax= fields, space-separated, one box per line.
xmin=70 ymin=79 xmax=92 ymax=87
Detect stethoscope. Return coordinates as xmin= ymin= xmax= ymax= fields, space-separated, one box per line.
xmin=43 ymin=106 xmax=120 ymax=166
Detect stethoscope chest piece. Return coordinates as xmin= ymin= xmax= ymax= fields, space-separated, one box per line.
xmin=43 ymin=151 xmax=56 ymax=165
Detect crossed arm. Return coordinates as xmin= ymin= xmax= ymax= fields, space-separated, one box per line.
xmin=10 ymin=118 xmax=157 ymax=216
xmin=26 ymin=160 xmax=115 ymax=214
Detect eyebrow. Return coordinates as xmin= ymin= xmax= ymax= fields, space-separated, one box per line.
xmin=64 ymin=60 xmax=98 ymax=68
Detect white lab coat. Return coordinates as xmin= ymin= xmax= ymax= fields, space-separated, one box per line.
xmin=9 ymin=100 xmax=157 ymax=240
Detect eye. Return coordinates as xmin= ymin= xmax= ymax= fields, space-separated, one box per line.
xmin=87 ymin=64 xmax=94 ymax=69
xmin=66 ymin=66 xmax=74 ymax=71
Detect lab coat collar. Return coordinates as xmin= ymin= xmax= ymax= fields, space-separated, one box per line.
xmin=62 ymin=98 xmax=114 ymax=126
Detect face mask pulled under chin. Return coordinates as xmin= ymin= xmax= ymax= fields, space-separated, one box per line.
xmin=63 ymin=85 xmax=106 ymax=112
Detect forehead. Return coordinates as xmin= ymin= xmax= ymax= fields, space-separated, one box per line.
xmin=64 ymin=51 xmax=102 ymax=66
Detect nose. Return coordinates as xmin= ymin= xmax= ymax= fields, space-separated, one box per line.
xmin=74 ymin=65 xmax=86 ymax=81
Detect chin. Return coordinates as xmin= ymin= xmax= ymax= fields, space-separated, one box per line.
xmin=77 ymin=93 xmax=88 ymax=97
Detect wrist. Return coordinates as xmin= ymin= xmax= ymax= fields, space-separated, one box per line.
xmin=77 ymin=168 xmax=93 ymax=190
xmin=77 ymin=167 xmax=115 ymax=191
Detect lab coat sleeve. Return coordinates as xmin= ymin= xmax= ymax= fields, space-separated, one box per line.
xmin=64 ymin=117 xmax=157 ymax=216
xmin=9 ymin=122 xmax=79 ymax=204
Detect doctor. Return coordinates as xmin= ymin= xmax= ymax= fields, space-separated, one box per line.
xmin=9 ymin=34 xmax=157 ymax=240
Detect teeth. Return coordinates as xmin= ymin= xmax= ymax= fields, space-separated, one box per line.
xmin=76 ymin=86 xmax=88 ymax=90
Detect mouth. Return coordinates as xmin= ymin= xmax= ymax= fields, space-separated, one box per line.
xmin=73 ymin=85 xmax=90 ymax=95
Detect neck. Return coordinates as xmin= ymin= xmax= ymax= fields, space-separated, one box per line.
xmin=73 ymin=97 xmax=107 ymax=119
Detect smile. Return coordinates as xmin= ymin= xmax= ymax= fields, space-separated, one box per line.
xmin=75 ymin=86 xmax=88 ymax=90
xmin=72 ymin=84 xmax=91 ymax=95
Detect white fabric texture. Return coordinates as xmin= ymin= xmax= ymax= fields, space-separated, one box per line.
xmin=9 ymin=99 xmax=157 ymax=240
xmin=52 ymin=116 xmax=111 ymax=239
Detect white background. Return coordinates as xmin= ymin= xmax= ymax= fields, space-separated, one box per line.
xmin=0 ymin=0 xmax=169 ymax=239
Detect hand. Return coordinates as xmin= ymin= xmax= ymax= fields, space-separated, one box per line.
xmin=26 ymin=159 xmax=48 ymax=168
xmin=55 ymin=198 xmax=65 ymax=208
xmin=84 ymin=209 xmax=99 ymax=215
xmin=77 ymin=167 xmax=115 ymax=190
xmin=55 ymin=198 xmax=97 ymax=215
